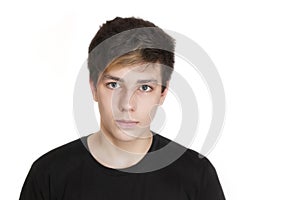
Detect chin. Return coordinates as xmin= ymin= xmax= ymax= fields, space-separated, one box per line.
xmin=113 ymin=128 xmax=150 ymax=141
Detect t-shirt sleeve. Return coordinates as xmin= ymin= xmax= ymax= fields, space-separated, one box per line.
xmin=19 ymin=162 xmax=50 ymax=200
xmin=199 ymin=157 xmax=226 ymax=200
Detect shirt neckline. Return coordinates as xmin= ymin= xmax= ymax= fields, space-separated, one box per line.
xmin=80 ymin=131 xmax=157 ymax=176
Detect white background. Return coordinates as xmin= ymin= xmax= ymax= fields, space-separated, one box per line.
xmin=1 ymin=0 xmax=300 ymax=199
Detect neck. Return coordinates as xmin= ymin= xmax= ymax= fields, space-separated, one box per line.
xmin=88 ymin=129 xmax=153 ymax=169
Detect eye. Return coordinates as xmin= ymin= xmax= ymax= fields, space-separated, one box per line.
xmin=106 ymin=82 xmax=120 ymax=89
xmin=139 ymin=85 xmax=153 ymax=92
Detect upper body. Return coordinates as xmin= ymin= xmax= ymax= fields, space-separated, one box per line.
xmin=20 ymin=132 xmax=225 ymax=200
xmin=20 ymin=17 xmax=226 ymax=200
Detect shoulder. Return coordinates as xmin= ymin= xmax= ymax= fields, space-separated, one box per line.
xmin=181 ymin=149 xmax=225 ymax=199
xmin=182 ymin=148 xmax=213 ymax=170
xmin=154 ymin=134 xmax=224 ymax=196
xmin=154 ymin=133 xmax=215 ymax=173
xmin=155 ymin=133 xmax=210 ymax=165
xmin=30 ymin=137 xmax=88 ymax=175
xmin=20 ymin=138 xmax=89 ymax=199
xmin=175 ymin=146 xmax=215 ymax=177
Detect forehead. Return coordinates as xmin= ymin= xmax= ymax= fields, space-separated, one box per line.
xmin=103 ymin=63 xmax=162 ymax=81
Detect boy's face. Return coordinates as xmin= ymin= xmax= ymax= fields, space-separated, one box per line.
xmin=90 ymin=63 xmax=168 ymax=142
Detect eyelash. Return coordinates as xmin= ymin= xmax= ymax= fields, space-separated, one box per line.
xmin=139 ymin=85 xmax=153 ymax=92
xmin=105 ymin=82 xmax=120 ymax=89
xmin=105 ymin=82 xmax=153 ymax=92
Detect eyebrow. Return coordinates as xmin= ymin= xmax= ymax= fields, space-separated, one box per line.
xmin=103 ymin=75 xmax=123 ymax=82
xmin=103 ymin=74 xmax=158 ymax=84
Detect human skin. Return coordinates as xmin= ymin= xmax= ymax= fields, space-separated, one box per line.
xmin=88 ymin=63 xmax=169 ymax=169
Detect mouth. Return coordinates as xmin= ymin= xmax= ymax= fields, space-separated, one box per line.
xmin=115 ymin=120 xmax=139 ymax=129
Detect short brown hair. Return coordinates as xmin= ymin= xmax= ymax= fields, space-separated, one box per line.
xmin=88 ymin=17 xmax=175 ymax=92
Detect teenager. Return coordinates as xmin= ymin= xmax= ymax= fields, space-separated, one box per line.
xmin=20 ymin=17 xmax=225 ymax=200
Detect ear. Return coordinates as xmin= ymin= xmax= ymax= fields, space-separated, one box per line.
xmin=159 ymin=81 xmax=169 ymax=105
xmin=89 ymin=79 xmax=98 ymax=102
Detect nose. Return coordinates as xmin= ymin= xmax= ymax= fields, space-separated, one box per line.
xmin=118 ymin=89 xmax=136 ymax=112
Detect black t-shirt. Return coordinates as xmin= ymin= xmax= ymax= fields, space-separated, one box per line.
xmin=20 ymin=133 xmax=225 ymax=200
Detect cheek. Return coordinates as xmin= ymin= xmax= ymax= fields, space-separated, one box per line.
xmin=98 ymin=91 xmax=114 ymax=113
xmin=137 ymin=94 xmax=162 ymax=116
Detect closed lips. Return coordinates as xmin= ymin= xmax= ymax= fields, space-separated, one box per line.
xmin=115 ymin=120 xmax=139 ymax=128
xmin=115 ymin=120 xmax=139 ymax=124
